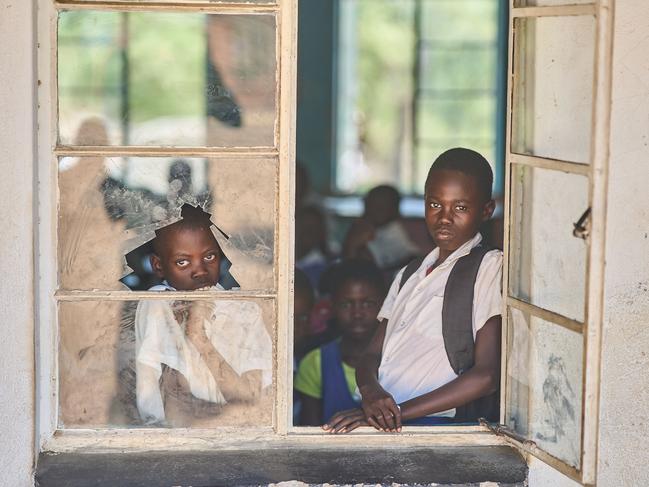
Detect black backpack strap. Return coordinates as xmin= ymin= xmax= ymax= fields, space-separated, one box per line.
xmin=442 ymin=243 xmax=494 ymax=374
xmin=398 ymin=256 xmax=425 ymax=292
xmin=442 ymin=243 xmax=499 ymax=422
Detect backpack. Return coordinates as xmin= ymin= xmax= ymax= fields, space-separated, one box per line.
xmin=398 ymin=243 xmax=499 ymax=423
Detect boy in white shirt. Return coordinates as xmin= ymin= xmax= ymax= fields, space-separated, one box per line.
xmin=324 ymin=148 xmax=502 ymax=433
xmin=135 ymin=204 xmax=271 ymax=426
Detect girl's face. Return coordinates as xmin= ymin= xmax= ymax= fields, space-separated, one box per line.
xmin=333 ymin=279 xmax=382 ymax=340
xmin=151 ymin=225 xmax=221 ymax=291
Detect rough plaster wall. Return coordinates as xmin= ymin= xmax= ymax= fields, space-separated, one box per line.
xmin=526 ymin=457 xmax=579 ymax=487
xmin=0 ymin=0 xmax=36 ymax=486
xmin=597 ymin=1 xmax=649 ymax=485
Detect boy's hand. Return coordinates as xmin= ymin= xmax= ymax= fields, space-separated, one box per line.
xmin=322 ymin=408 xmax=369 ymax=434
xmin=360 ymin=384 xmax=402 ymax=432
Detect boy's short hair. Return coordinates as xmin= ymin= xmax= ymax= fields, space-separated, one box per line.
xmin=321 ymin=259 xmax=386 ymax=297
xmin=426 ymin=147 xmax=494 ymax=202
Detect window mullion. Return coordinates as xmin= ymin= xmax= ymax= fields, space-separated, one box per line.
xmin=581 ymin=0 xmax=614 ymax=482
xmin=55 ymin=290 xmax=277 ymax=300
xmin=512 ymin=5 xmax=596 ymax=19
xmin=510 ymin=153 xmax=590 ymax=176
xmin=55 ymin=1 xmax=279 ymax=14
xmin=507 ymin=296 xmax=584 ymax=334
xmin=54 ymin=146 xmax=279 ymax=158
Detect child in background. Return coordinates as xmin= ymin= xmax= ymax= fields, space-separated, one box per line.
xmin=294 ymin=259 xmax=385 ymax=425
xmin=324 ymin=148 xmax=502 ymax=433
xmin=342 ymin=185 xmax=420 ymax=274
xmin=135 ymin=204 xmax=272 ymax=426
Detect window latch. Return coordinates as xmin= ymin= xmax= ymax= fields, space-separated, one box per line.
xmin=573 ymin=207 xmax=591 ymax=240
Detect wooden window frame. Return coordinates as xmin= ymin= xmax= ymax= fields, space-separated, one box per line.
xmin=497 ymin=1 xmax=614 ymax=485
xmin=37 ymin=2 xmax=614 ymax=485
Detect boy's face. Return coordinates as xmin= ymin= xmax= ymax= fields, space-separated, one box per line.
xmin=333 ymin=279 xmax=382 ymax=340
xmin=424 ymin=169 xmax=495 ymax=253
xmin=151 ymin=225 xmax=221 ymax=291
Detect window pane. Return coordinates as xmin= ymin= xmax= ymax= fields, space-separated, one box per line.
xmin=58 ymin=11 xmax=276 ymax=147
xmin=59 ymin=298 xmax=275 ymax=428
xmin=420 ymin=45 xmax=497 ymax=91
xmin=509 ymin=165 xmax=588 ymax=322
xmin=421 ymin=0 xmax=497 ymax=42
xmin=58 ymin=156 xmax=276 ymax=291
xmin=505 ymin=308 xmax=583 ymax=468
xmin=417 ymin=98 xmax=495 ymax=140
xmin=511 ymin=16 xmax=595 ymax=163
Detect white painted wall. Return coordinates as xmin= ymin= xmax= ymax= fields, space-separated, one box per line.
xmin=0 ymin=0 xmax=36 ymax=486
xmin=596 ymin=1 xmax=649 ymax=485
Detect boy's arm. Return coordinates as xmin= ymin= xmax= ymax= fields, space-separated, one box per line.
xmin=355 ymin=319 xmax=402 ymax=430
xmin=398 ymin=315 xmax=501 ymax=421
xmin=324 ymin=319 xmax=401 ymax=433
xmin=185 ymin=302 xmax=262 ymax=402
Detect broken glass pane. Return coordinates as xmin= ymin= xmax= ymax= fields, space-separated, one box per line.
xmin=58 ymin=156 xmax=276 ymax=291
xmin=59 ymin=298 xmax=275 ymax=428
xmin=58 ymin=11 xmax=276 ymax=147
xmin=505 ymin=307 xmax=583 ymax=468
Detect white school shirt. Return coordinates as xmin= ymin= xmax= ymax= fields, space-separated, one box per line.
xmin=135 ymin=282 xmax=272 ymax=424
xmin=377 ymin=233 xmax=502 ymax=417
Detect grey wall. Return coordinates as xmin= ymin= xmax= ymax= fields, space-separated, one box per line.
xmin=0 ymin=0 xmax=36 ymax=485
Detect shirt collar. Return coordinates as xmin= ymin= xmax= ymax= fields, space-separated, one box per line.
xmin=161 ymin=280 xmax=226 ymax=291
xmin=420 ymin=232 xmax=484 ymax=273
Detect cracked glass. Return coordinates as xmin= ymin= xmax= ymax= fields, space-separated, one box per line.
xmin=58 ymin=156 xmax=276 ymax=291
xmin=59 ymin=298 xmax=275 ymax=428
xmin=505 ymin=308 xmax=583 ymax=468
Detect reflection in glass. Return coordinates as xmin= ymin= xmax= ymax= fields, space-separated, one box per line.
xmin=511 ymin=16 xmax=595 ymax=163
xmin=509 ymin=165 xmax=589 ymax=322
xmin=59 ymin=299 xmax=274 ymax=428
xmin=58 ymin=156 xmax=276 ymax=291
xmin=58 ymin=11 xmax=276 ymax=147
xmin=505 ymin=308 xmax=583 ymax=468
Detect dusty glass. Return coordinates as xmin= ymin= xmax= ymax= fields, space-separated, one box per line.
xmin=511 ymin=16 xmax=595 ymax=163
xmin=58 ymin=156 xmax=276 ymax=291
xmin=59 ymin=298 xmax=275 ymax=428
xmin=508 ymin=165 xmax=589 ymax=322
xmin=505 ymin=308 xmax=583 ymax=468
xmin=58 ymin=11 xmax=276 ymax=147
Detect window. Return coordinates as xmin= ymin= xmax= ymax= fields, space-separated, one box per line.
xmin=498 ymin=1 xmax=613 ymax=484
xmin=38 ymin=0 xmax=613 ymax=485
xmin=38 ymin=0 xmax=297 ymax=441
xmin=333 ymin=0 xmax=505 ymax=196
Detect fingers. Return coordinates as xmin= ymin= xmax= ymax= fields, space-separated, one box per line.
xmin=363 ymin=398 xmax=401 ymax=432
xmin=322 ymin=409 xmax=366 ymax=434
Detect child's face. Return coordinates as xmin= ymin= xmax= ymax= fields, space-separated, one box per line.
xmin=333 ymin=279 xmax=381 ymax=340
xmin=294 ymin=290 xmax=314 ymax=344
xmin=151 ymin=225 xmax=221 ymax=290
xmin=424 ymin=169 xmax=495 ymax=253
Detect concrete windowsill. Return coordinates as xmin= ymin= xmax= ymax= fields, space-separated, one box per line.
xmin=36 ymin=445 xmax=527 ymax=486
